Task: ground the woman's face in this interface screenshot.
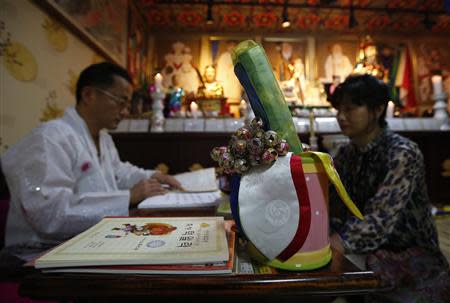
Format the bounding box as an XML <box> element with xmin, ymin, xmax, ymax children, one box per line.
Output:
<box><xmin>335</xmin><ymin>96</ymin><xmax>381</xmax><ymax>142</ymax></box>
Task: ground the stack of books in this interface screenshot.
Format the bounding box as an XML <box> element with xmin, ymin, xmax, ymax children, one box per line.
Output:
<box><xmin>31</xmin><ymin>217</ymin><xmax>235</xmax><ymax>275</ymax></box>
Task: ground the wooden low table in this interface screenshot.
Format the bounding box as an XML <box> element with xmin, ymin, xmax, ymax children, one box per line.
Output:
<box><xmin>19</xmin><ymin>246</ymin><xmax>386</xmax><ymax>303</ymax></box>
<box><xmin>129</xmin><ymin>205</ymin><xmax>218</xmax><ymax>217</ymax></box>
<box><xmin>18</xmin><ymin>207</ymin><xmax>388</xmax><ymax>302</ymax></box>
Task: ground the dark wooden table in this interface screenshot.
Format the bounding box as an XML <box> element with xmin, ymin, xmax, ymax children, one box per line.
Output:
<box><xmin>18</xmin><ymin>207</ymin><xmax>387</xmax><ymax>302</ymax></box>
<box><xmin>19</xmin><ymin>243</ymin><xmax>386</xmax><ymax>303</ymax></box>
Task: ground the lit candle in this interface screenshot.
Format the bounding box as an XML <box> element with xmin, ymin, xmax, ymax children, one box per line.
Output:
<box><xmin>239</xmin><ymin>99</ymin><xmax>247</xmax><ymax>110</ymax></box>
<box><xmin>431</xmin><ymin>75</ymin><xmax>443</xmax><ymax>95</ymax></box>
<box><xmin>154</xmin><ymin>73</ymin><xmax>163</xmax><ymax>91</ymax></box>
<box><xmin>190</xmin><ymin>101</ymin><xmax>199</xmax><ymax>118</ymax></box>
<box><xmin>239</xmin><ymin>99</ymin><xmax>247</xmax><ymax>117</ymax></box>
<box><xmin>386</xmin><ymin>101</ymin><xmax>395</xmax><ymax>118</ymax></box>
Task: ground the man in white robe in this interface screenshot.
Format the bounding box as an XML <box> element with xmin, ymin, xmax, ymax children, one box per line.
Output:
<box><xmin>1</xmin><ymin>62</ymin><xmax>181</xmax><ymax>261</ymax></box>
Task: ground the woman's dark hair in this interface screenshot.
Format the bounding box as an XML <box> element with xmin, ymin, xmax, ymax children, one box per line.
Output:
<box><xmin>328</xmin><ymin>74</ymin><xmax>390</xmax><ymax>127</ymax></box>
<box><xmin>76</xmin><ymin>62</ymin><xmax>132</xmax><ymax>104</ymax></box>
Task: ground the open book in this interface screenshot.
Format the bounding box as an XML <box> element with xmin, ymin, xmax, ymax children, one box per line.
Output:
<box><xmin>173</xmin><ymin>167</ymin><xmax>218</xmax><ymax>192</ymax></box>
<box><xmin>138</xmin><ymin>168</ymin><xmax>222</xmax><ymax>209</ymax></box>
<box><xmin>34</xmin><ymin>217</ymin><xmax>229</xmax><ymax>269</ymax></box>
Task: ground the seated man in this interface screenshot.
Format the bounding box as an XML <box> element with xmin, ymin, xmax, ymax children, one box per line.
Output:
<box><xmin>1</xmin><ymin>62</ymin><xmax>181</xmax><ymax>261</ymax></box>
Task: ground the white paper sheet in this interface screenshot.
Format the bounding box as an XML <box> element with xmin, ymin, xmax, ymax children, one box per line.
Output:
<box><xmin>175</xmin><ymin>168</ymin><xmax>218</xmax><ymax>192</ymax></box>
<box><xmin>137</xmin><ymin>190</ymin><xmax>222</xmax><ymax>209</ymax></box>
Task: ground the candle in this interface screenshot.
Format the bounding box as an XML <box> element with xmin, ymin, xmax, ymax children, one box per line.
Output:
<box><xmin>154</xmin><ymin>73</ymin><xmax>163</xmax><ymax>91</ymax></box>
<box><xmin>386</xmin><ymin>101</ymin><xmax>395</xmax><ymax>118</ymax></box>
<box><xmin>190</xmin><ymin>101</ymin><xmax>199</xmax><ymax>118</ymax></box>
<box><xmin>239</xmin><ymin>99</ymin><xmax>247</xmax><ymax>118</ymax></box>
<box><xmin>431</xmin><ymin>75</ymin><xmax>443</xmax><ymax>95</ymax></box>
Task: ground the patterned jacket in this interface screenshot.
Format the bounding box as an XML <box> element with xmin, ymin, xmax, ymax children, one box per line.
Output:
<box><xmin>329</xmin><ymin>128</ymin><xmax>440</xmax><ymax>253</ymax></box>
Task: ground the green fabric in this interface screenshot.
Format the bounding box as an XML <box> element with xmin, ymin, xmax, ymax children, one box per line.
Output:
<box><xmin>232</xmin><ymin>40</ymin><xmax>303</xmax><ymax>154</ymax></box>
<box><xmin>389</xmin><ymin>48</ymin><xmax>400</xmax><ymax>105</ymax></box>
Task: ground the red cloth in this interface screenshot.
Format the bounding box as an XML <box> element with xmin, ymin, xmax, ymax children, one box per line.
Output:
<box><xmin>402</xmin><ymin>48</ymin><xmax>417</xmax><ymax>109</ymax></box>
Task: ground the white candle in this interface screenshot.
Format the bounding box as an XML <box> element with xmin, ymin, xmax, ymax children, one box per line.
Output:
<box><xmin>386</xmin><ymin>101</ymin><xmax>395</xmax><ymax>118</ymax></box>
<box><xmin>238</xmin><ymin>100</ymin><xmax>248</xmax><ymax>118</ymax></box>
<box><xmin>431</xmin><ymin>75</ymin><xmax>443</xmax><ymax>95</ymax></box>
<box><xmin>190</xmin><ymin>101</ymin><xmax>199</xmax><ymax>118</ymax></box>
<box><xmin>154</xmin><ymin>73</ymin><xmax>163</xmax><ymax>91</ymax></box>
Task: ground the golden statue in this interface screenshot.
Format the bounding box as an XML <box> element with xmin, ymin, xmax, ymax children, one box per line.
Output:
<box><xmin>197</xmin><ymin>65</ymin><xmax>224</xmax><ymax>98</ymax></box>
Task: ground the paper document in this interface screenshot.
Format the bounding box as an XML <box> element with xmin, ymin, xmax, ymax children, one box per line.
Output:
<box><xmin>174</xmin><ymin>168</ymin><xmax>218</xmax><ymax>192</ymax></box>
<box><xmin>138</xmin><ymin>190</ymin><xmax>222</xmax><ymax>209</ymax></box>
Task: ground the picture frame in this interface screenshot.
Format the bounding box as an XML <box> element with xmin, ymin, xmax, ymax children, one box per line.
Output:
<box><xmin>127</xmin><ymin>1</ymin><xmax>151</xmax><ymax>87</ymax></box>
<box><xmin>262</xmin><ymin>36</ymin><xmax>321</xmax><ymax>107</ymax></box>
<box><xmin>33</xmin><ymin>0</ymin><xmax>128</xmax><ymax>66</ymax></box>
<box><xmin>208</xmin><ymin>36</ymin><xmax>248</xmax><ymax>116</ymax></box>
<box><xmin>316</xmin><ymin>38</ymin><xmax>359</xmax><ymax>84</ymax></box>
<box><xmin>413</xmin><ymin>38</ymin><xmax>450</xmax><ymax>105</ymax></box>
<box><xmin>262</xmin><ymin>37</ymin><xmax>310</xmax><ymax>82</ymax></box>
<box><xmin>153</xmin><ymin>37</ymin><xmax>202</xmax><ymax>93</ymax></box>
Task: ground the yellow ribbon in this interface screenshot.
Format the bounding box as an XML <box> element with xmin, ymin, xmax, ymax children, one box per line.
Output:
<box><xmin>301</xmin><ymin>151</ymin><xmax>364</xmax><ymax>220</ymax></box>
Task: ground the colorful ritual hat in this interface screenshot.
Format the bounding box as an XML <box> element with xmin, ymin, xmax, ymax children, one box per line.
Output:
<box><xmin>225</xmin><ymin>40</ymin><xmax>363</xmax><ymax>270</ymax></box>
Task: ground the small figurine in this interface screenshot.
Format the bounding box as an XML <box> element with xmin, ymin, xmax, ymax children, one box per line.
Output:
<box><xmin>197</xmin><ymin>65</ymin><xmax>224</xmax><ymax>98</ymax></box>
<box><xmin>168</xmin><ymin>87</ymin><xmax>184</xmax><ymax>117</ymax></box>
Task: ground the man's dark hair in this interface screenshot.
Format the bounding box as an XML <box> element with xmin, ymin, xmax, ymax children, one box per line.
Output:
<box><xmin>328</xmin><ymin>74</ymin><xmax>390</xmax><ymax>127</ymax></box>
<box><xmin>76</xmin><ymin>62</ymin><xmax>132</xmax><ymax>104</ymax></box>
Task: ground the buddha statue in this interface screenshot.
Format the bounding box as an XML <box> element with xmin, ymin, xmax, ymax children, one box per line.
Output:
<box><xmin>197</xmin><ymin>65</ymin><xmax>224</xmax><ymax>98</ymax></box>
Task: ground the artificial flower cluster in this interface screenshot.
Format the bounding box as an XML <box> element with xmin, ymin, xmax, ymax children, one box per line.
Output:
<box><xmin>211</xmin><ymin>118</ymin><xmax>289</xmax><ymax>175</ymax></box>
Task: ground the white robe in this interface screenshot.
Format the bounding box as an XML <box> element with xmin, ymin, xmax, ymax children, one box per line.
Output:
<box><xmin>1</xmin><ymin>107</ymin><xmax>154</xmax><ymax>259</ymax></box>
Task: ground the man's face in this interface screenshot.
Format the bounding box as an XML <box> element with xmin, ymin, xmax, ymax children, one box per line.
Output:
<box><xmin>93</xmin><ymin>75</ymin><xmax>133</xmax><ymax>130</ymax></box>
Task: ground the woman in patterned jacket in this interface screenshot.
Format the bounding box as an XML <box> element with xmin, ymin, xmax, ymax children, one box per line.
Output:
<box><xmin>328</xmin><ymin>74</ymin><xmax>449</xmax><ymax>302</ymax></box>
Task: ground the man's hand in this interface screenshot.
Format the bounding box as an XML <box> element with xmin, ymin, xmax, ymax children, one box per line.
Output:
<box><xmin>129</xmin><ymin>178</ymin><xmax>167</xmax><ymax>207</ymax></box>
<box><xmin>151</xmin><ymin>172</ymin><xmax>183</xmax><ymax>191</ymax></box>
